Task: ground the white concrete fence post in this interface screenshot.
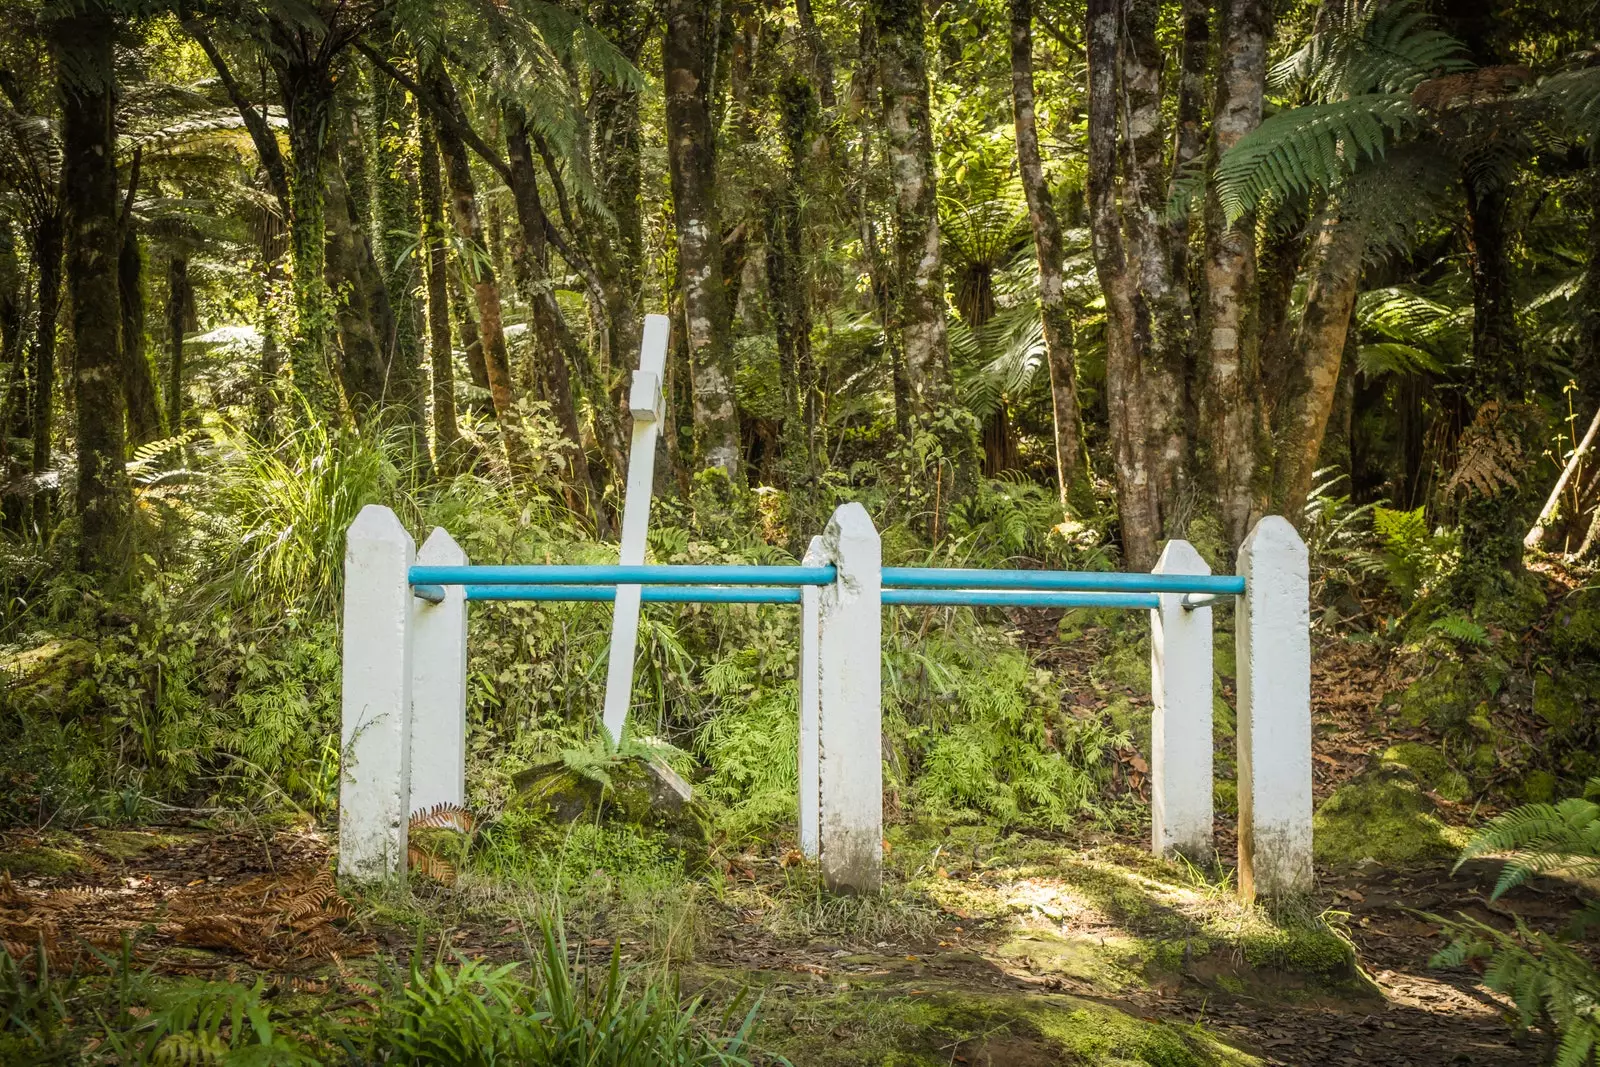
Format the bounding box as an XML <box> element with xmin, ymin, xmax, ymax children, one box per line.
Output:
<box><xmin>339</xmin><ymin>505</ymin><xmax>416</xmax><ymax>882</ymax></box>
<box><xmin>817</xmin><ymin>503</ymin><xmax>882</xmax><ymax>893</ymax></box>
<box><xmin>1150</xmin><ymin>540</ymin><xmax>1214</xmax><ymax>862</ymax></box>
<box><xmin>1236</xmin><ymin>516</ymin><xmax>1313</xmax><ymax>900</ymax></box>
<box><xmin>410</xmin><ymin>528</ymin><xmax>468</xmax><ymax>815</ymax></box>
<box><xmin>799</xmin><ymin>535</ymin><xmax>824</xmax><ymax>859</ymax></box>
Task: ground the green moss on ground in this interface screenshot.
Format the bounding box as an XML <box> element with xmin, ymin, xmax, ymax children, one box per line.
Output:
<box><xmin>1313</xmin><ymin>767</ymin><xmax>1468</xmax><ymax>868</ymax></box>
<box><xmin>0</xmin><ymin>845</ymin><xmax>89</xmax><ymax>878</ymax></box>
<box><xmin>1380</xmin><ymin>742</ymin><xmax>1469</xmax><ymax>802</ymax></box>
<box><xmin>86</xmin><ymin>829</ymin><xmax>182</xmax><ymax>861</ymax></box>
<box><xmin>752</xmin><ymin>982</ymin><xmax>1259</xmax><ymax>1066</ymax></box>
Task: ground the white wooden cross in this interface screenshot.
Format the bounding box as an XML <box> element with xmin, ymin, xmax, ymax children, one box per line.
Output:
<box><xmin>601</xmin><ymin>314</ymin><xmax>671</xmax><ymax>744</ymax></box>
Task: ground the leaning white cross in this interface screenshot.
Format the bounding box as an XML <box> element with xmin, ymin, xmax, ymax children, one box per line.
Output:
<box><xmin>601</xmin><ymin>314</ymin><xmax>672</xmax><ymax>745</ymax></box>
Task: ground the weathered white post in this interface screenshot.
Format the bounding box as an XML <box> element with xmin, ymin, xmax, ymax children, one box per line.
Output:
<box><xmin>602</xmin><ymin>314</ymin><xmax>671</xmax><ymax>744</ymax></box>
<box><xmin>410</xmin><ymin>528</ymin><xmax>468</xmax><ymax>815</ymax></box>
<box><xmin>1235</xmin><ymin>516</ymin><xmax>1312</xmax><ymax>900</ymax></box>
<box><xmin>1150</xmin><ymin>539</ymin><xmax>1214</xmax><ymax>861</ymax></box>
<box><xmin>799</xmin><ymin>535</ymin><xmax>824</xmax><ymax>859</ymax></box>
<box><xmin>339</xmin><ymin>505</ymin><xmax>416</xmax><ymax>882</ymax></box>
<box><xmin>817</xmin><ymin>503</ymin><xmax>882</xmax><ymax>893</ymax></box>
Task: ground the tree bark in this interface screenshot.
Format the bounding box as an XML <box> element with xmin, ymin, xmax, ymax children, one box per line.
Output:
<box><xmin>276</xmin><ymin>56</ymin><xmax>338</xmax><ymax>417</ymax></box>
<box><xmin>1084</xmin><ymin>0</ymin><xmax>1191</xmax><ymax>569</ymax></box>
<box><xmin>664</xmin><ymin>0</ymin><xmax>740</xmax><ymax>477</ymax></box>
<box><xmin>118</xmin><ymin>227</ymin><xmax>164</xmax><ymax>445</ymax></box>
<box><xmin>590</xmin><ymin>0</ymin><xmax>648</xmax><ymax>374</ymax></box>
<box><xmin>873</xmin><ymin>0</ymin><xmax>950</xmax><ymax>418</ymax></box>
<box><xmin>368</xmin><ymin>72</ymin><xmax>430</xmax><ymax>470</ymax></box>
<box><xmin>1009</xmin><ymin>0</ymin><xmax>1083</xmax><ymax>510</ymax></box>
<box><xmin>1200</xmin><ymin>0</ymin><xmax>1270</xmax><ymax>550</ymax></box>
<box><xmin>54</xmin><ymin>4</ymin><xmax>130</xmax><ymax>572</ymax></box>
<box><xmin>0</xmin><ymin>223</ymin><xmax>22</xmax><ymax>460</ymax></box>
<box><xmin>419</xmin><ymin>116</ymin><xmax>460</xmax><ymax>464</ymax></box>
<box><xmin>166</xmin><ymin>255</ymin><xmax>191</xmax><ymax>433</ymax></box>
<box><xmin>1270</xmin><ymin>209</ymin><xmax>1364</xmax><ymax>522</ymax></box>
<box><xmin>771</xmin><ymin>72</ymin><xmax>817</xmax><ymax>475</ymax></box>
<box><xmin>427</xmin><ymin>67</ymin><xmax>518</xmax><ymax>437</ymax></box>
<box><xmin>324</xmin><ymin>123</ymin><xmax>396</xmax><ymax>421</ymax></box>
<box><xmin>29</xmin><ymin>210</ymin><xmax>62</xmax><ymax>476</ymax></box>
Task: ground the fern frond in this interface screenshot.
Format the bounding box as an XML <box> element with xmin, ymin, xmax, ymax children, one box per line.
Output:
<box><xmin>1216</xmin><ymin>95</ymin><xmax>1421</xmax><ymax>224</ymax></box>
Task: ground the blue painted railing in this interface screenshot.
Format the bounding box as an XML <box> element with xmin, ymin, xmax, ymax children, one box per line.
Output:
<box><xmin>409</xmin><ymin>561</ymin><xmax>1234</xmax><ymax>610</ymax></box>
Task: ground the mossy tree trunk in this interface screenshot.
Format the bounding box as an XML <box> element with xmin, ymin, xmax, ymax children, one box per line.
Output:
<box><xmin>664</xmin><ymin>0</ymin><xmax>740</xmax><ymax>478</ymax></box>
<box><xmin>427</xmin><ymin>66</ymin><xmax>519</xmax><ymax>446</ymax></box>
<box><xmin>276</xmin><ymin>60</ymin><xmax>338</xmax><ymax>418</ymax></box>
<box><xmin>1009</xmin><ymin>0</ymin><xmax>1085</xmax><ymax>511</ymax></box>
<box><xmin>54</xmin><ymin>2</ymin><xmax>130</xmax><ymax>572</ymax></box>
<box><xmin>118</xmin><ymin>225</ymin><xmax>164</xmax><ymax>446</ymax></box>
<box><xmin>769</xmin><ymin>72</ymin><xmax>817</xmax><ymax>478</ymax></box>
<box><xmin>323</xmin><ymin>116</ymin><xmax>395</xmax><ymax>422</ymax></box>
<box><xmin>29</xmin><ymin>208</ymin><xmax>63</xmax><ymax>477</ymax></box>
<box><xmin>1085</xmin><ymin>0</ymin><xmax>1192</xmax><ymax>569</ymax></box>
<box><xmin>368</xmin><ymin>72</ymin><xmax>430</xmax><ymax>472</ymax></box>
<box><xmin>872</xmin><ymin>0</ymin><xmax>950</xmax><ymax>420</ymax></box>
<box><xmin>590</xmin><ymin>0</ymin><xmax>648</xmax><ymax>377</ymax></box>
<box><xmin>1200</xmin><ymin>0</ymin><xmax>1270</xmax><ymax>551</ymax></box>
<box><xmin>418</xmin><ymin>116</ymin><xmax>460</xmax><ymax>465</ymax></box>
<box><xmin>165</xmin><ymin>255</ymin><xmax>191</xmax><ymax>433</ymax></box>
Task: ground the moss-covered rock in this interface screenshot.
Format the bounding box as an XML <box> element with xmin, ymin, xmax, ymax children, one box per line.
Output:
<box><xmin>0</xmin><ymin>844</ymin><xmax>89</xmax><ymax>879</ymax></box>
<box><xmin>1393</xmin><ymin>659</ymin><xmax>1491</xmax><ymax>733</ymax></box>
<box><xmin>752</xmin><ymin>982</ymin><xmax>1259</xmax><ymax>1066</ymax></box>
<box><xmin>0</xmin><ymin>639</ymin><xmax>98</xmax><ymax>715</ymax></box>
<box><xmin>1381</xmin><ymin>742</ymin><xmax>1469</xmax><ymax>802</ymax></box>
<box><xmin>1532</xmin><ymin>674</ymin><xmax>1586</xmax><ymax>729</ymax></box>
<box><xmin>510</xmin><ymin>753</ymin><xmax>709</xmax><ymax>858</ymax></box>
<box><xmin>1313</xmin><ymin>764</ymin><xmax>1468</xmax><ymax>868</ymax></box>
<box><xmin>1517</xmin><ymin>769</ymin><xmax>1559</xmax><ymax>804</ymax></box>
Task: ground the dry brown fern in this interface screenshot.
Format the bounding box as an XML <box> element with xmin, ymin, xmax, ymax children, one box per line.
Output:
<box><xmin>1446</xmin><ymin>401</ymin><xmax>1525</xmax><ymax>497</ymax></box>
<box><xmin>409</xmin><ymin>802</ymin><xmax>475</xmax><ymax>833</ymax></box>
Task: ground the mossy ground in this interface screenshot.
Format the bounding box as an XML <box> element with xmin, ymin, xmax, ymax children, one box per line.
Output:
<box><xmin>1313</xmin><ymin>765</ymin><xmax>1469</xmax><ymax>868</ymax></box>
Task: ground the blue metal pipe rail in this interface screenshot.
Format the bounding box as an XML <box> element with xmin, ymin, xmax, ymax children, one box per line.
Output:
<box><xmin>409</xmin><ymin>563</ymin><xmax>1241</xmax><ymax>609</ymax></box>
<box><xmin>409</xmin><ymin>563</ymin><xmax>837</xmax><ymax>587</ymax></box>
<box><xmin>882</xmin><ymin>567</ymin><xmax>1244</xmax><ymax>596</ymax></box>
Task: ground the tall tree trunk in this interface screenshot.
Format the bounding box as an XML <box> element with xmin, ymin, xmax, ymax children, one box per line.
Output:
<box><xmin>873</xmin><ymin>0</ymin><xmax>950</xmax><ymax>418</ymax></box>
<box><xmin>276</xmin><ymin>60</ymin><xmax>338</xmax><ymax>417</ymax></box>
<box><xmin>590</xmin><ymin>0</ymin><xmax>648</xmax><ymax>376</ymax></box>
<box><xmin>449</xmin><ymin>263</ymin><xmax>492</xmax><ymax>415</ymax></box>
<box><xmin>0</xmin><ymin>222</ymin><xmax>22</xmax><ymax>460</ymax></box>
<box><xmin>664</xmin><ymin>0</ymin><xmax>740</xmax><ymax>477</ymax></box>
<box><xmin>1200</xmin><ymin>0</ymin><xmax>1270</xmax><ymax>550</ymax></box>
<box><xmin>166</xmin><ymin>255</ymin><xmax>191</xmax><ymax>433</ymax></box>
<box><xmin>419</xmin><ymin>116</ymin><xmax>461</xmax><ymax>464</ymax></box>
<box><xmin>771</xmin><ymin>72</ymin><xmax>817</xmax><ymax>476</ymax></box>
<box><xmin>1453</xmin><ymin>175</ymin><xmax>1530</xmax><ymax>597</ymax></box>
<box><xmin>119</xmin><ymin>228</ymin><xmax>163</xmax><ymax>445</ymax></box>
<box><xmin>1009</xmin><ymin>0</ymin><xmax>1083</xmax><ymax>510</ymax></box>
<box><xmin>427</xmin><ymin>68</ymin><xmax>518</xmax><ymax>441</ymax></box>
<box><xmin>54</xmin><ymin>3</ymin><xmax>130</xmax><ymax>572</ymax></box>
<box><xmin>504</xmin><ymin>113</ymin><xmax>614</xmax><ymax>527</ymax></box>
<box><xmin>369</xmin><ymin>72</ymin><xmax>430</xmax><ymax>470</ymax></box>
<box><xmin>1270</xmin><ymin>209</ymin><xmax>1364</xmax><ymax>521</ymax></box>
<box><xmin>1084</xmin><ymin>0</ymin><xmax>1191</xmax><ymax>569</ymax></box>
<box><xmin>30</xmin><ymin>210</ymin><xmax>63</xmax><ymax>476</ymax></box>
<box><xmin>324</xmin><ymin>125</ymin><xmax>395</xmax><ymax>421</ymax></box>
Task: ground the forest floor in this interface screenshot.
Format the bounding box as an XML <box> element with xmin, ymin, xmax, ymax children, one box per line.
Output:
<box><xmin>0</xmin><ymin>624</ymin><xmax>1569</xmax><ymax>1065</ymax></box>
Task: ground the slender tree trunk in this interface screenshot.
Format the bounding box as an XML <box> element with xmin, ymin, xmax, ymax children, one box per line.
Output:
<box><xmin>0</xmin><ymin>223</ymin><xmax>22</xmax><ymax>460</ymax></box>
<box><xmin>772</xmin><ymin>72</ymin><xmax>817</xmax><ymax>475</ymax></box>
<box><xmin>449</xmin><ymin>264</ymin><xmax>492</xmax><ymax>415</ymax></box>
<box><xmin>1084</xmin><ymin>0</ymin><xmax>1191</xmax><ymax>569</ymax></box>
<box><xmin>119</xmin><ymin>228</ymin><xmax>163</xmax><ymax>445</ymax></box>
<box><xmin>1270</xmin><ymin>209</ymin><xmax>1364</xmax><ymax>521</ymax></box>
<box><xmin>276</xmin><ymin>62</ymin><xmax>338</xmax><ymax>417</ymax></box>
<box><xmin>1200</xmin><ymin>0</ymin><xmax>1270</xmax><ymax>550</ymax></box>
<box><xmin>30</xmin><ymin>211</ymin><xmax>62</xmax><ymax>476</ymax></box>
<box><xmin>664</xmin><ymin>0</ymin><xmax>740</xmax><ymax>477</ymax></box>
<box><xmin>166</xmin><ymin>255</ymin><xmax>190</xmax><ymax>433</ymax></box>
<box><xmin>873</xmin><ymin>0</ymin><xmax>950</xmax><ymax>417</ymax></box>
<box><xmin>504</xmin><ymin>114</ymin><xmax>614</xmax><ymax>525</ymax></box>
<box><xmin>324</xmin><ymin>127</ymin><xmax>394</xmax><ymax>420</ymax></box>
<box><xmin>54</xmin><ymin>4</ymin><xmax>130</xmax><ymax>572</ymax></box>
<box><xmin>419</xmin><ymin>117</ymin><xmax>460</xmax><ymax>464</ymax></box>
<box><xmin>369</xmin><ymin>72</ymin><xmax>430</xmax><ymax>471</ymax></box>
<box><xmin>590</xmin><ymin>0</ymin><xmax>647</xmax><ymax>376</ymax></box>
<box><xmin>1009</xmin><ymin>0</ymin><xmax>1083</xmax><ymax>510</ymax></box>
<box><xmin>428</xmin><ymin>68</ymin><xmax>518</xmax><ymax>438</ymax></box>
<box><xmin>1453</xmin><ymin>176</ymin><xmax>1531</xmax><ymax>595</ymax></box>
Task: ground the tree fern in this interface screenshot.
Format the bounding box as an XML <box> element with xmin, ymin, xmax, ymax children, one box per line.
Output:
<box><xmin>1455</xmin><ymin>784</ymin><xmax>1600</xmax><ymax>899</ymax></box>
<box><xmin>1270</xmin><ymin>0</ymin><xmax>1471</xmax><ymax>99</ymax></box>
<box><xmin>1216</xmin><ymin>95</ymin><xmax>1421</xmax><ymax>224</ymax></box>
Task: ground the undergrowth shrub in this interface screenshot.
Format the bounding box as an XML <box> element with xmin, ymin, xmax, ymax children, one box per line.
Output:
<box><xmin>1432</xmin><ymin>779</ymin><xmax>1600</xmax><ymax>1064</ymax></box>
